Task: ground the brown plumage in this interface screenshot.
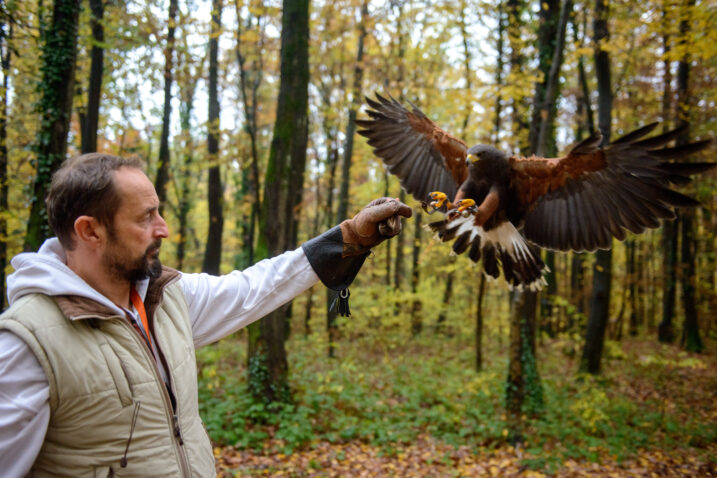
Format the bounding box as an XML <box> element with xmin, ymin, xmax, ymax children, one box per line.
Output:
<box><xmin>357</xmin><ymin>93</ymin><xmax>713</xmax><ymax>290</ymax></box>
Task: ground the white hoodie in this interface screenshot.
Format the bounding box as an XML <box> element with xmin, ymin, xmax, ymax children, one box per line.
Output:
<box><xmin>0</xmin><ymin>238</ymin><xmax>319</xmax><ymax>477</ymax></box>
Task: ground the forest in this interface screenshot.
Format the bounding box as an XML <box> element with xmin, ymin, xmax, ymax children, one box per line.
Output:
<box><xmin>1</xmin><ymin>0</ymin><xmax>715</xmax><ymax>475</ymax></box>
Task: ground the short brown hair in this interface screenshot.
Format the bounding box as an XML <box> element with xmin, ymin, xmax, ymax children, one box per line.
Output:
<box><xmin>46</xmin><ymin>153</ymin><xmax>145</xmax><ymax>250</ymax></box>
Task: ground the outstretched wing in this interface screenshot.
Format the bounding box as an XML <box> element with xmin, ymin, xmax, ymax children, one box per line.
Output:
<box><xmin>512</xmin><ymin>123</ymin><xmax>712</xmax><ymax>251</ymax></box>
<box><xmin>356</xmin><ymin>93</ymin><xmax>469</xmax><ymax>202</ymax></box>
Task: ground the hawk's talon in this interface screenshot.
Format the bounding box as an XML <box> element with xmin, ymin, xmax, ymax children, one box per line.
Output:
<box><xmin>455</xmin><ymin>198</ymin><xmax>476</xmax><ymax>213</ymax></box>
<box><xmin>427</xmin><ymin>191</ymin><xmax>453</xmax><ymax>210</ymax></box>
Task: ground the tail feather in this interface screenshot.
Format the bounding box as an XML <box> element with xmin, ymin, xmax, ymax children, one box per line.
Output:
<box><xmin>426</xmin><ymin>214</ymin><xmax>548</xmax><ymax>290</ymax></box>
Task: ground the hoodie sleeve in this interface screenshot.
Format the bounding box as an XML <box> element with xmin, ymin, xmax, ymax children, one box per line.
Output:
<box><xmin>180</xmin><ymin>248</ymin><xmax>320</xmax><ymax>348</ymax></box>
<box><xmin>0</xmin><ymin>330</ymin><xmax>51</xmax><ymax>476</ymax></box>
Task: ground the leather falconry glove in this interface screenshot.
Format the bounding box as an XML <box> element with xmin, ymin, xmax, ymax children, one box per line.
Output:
<box><xmin>339</xmin><ymin>197</ymin><xmax>413</xmax><ymax>256</ymax></box>
<box><xmin>302</xmin><ymin>197</ymin><xmax>412</xmax><ymax>316</ymax></box>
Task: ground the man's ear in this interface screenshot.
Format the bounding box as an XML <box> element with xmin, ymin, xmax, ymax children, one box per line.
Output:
<box><xmin>73</xmin><ymin>215</ymin><xmax>106</xmax><ymax>248</ymax></box>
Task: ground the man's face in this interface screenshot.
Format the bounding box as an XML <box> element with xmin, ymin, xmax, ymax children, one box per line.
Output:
<box><xmin>102</xmin><ymin>167</ymin><xmax>169</xmax><ymax>282</ymax></box>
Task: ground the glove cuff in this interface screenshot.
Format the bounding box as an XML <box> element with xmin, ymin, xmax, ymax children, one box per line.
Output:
<box><xmin>302</xmin><ymin>225</ymin><xmax>370</xmax><ymax>291</ymax></box>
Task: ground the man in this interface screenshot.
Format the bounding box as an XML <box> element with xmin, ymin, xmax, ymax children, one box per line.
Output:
<box><xmin>0</xmin><ymin>153</ymin><xmax>411</xmax><ymax>476</ymax></box>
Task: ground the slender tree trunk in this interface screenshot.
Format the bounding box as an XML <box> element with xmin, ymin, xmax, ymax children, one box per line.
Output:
<box><xmin>248</xmin><ymin>0</ymin><xmax>310</xmax><ymax>403</ymax></box>
<box><xmin>235</xmin><ymin>0</ymin><xmax>264</xmax><ymax>267</ymax></box>
<box><xmin>154</xmin><ymin>0</ymin><xmax>179</xmax><ymax>215</ymax></box>
<box><xmin>529</xmin><ymin>0</ymin><xmax>560</xmax><ymax>155</ymax></box>
<box><xmin>81</xmin><ymin>0</ymin><xmax>104</xmax><ymax>154</ymax></box>
<box><xmin>202</xmin><ymin>0</ymin><xmax>224</xmax><ymax>275</ymax></box>
<box><xmin>25</xmin><ymin>0</ymin><xmax>82</xmax><ymax>251</ymax></box>
<box><xmin>0</xmin><ymin>19</ymin><xmax>11</xmax><ymax>309</ymax></box>
<box><xmin>304</xmin><ymin>170</ymin><xmax>323</xmax><ymax>336</ymax></box>
<box><xmin>627</xmin><ymin>240</ymin><xmax>638</xmax><ymax>336</ymax></box>
<box><xmin>580</xmin><ymin>0</ymin><xmax>613</xmax><ymax>375</ymax></box>
<box><xmin>410</xmin><ymin>213</ymin><xmax>422</xmax><ymax>336</ymax></box>
<box><xmin>475</xmin><ymin>273</ymin><xmax>485</xmax><ymax>371</ymax></box>
<box><xmin>658</xmin><ymin>5</ymin><xmax>677</xmax><ymax>342</ymax></box>
<box><xmin>659</xmin><ymin>215</ymin><xmax>679</xmax><ymax>342</ymax></box>
<box><xmin>327</xmin><ymin>0</ymin><xmax>369</xmax><ymax>357</ymax></box>
<box><xmin>506</xmin><ymin>287</ymin><xmax>543</xmax><ymax>445</ymax></box>
<box><xmin>175</xmin><ymin>54</ymin><xmax>198</xmax><ymax>271</ymax></box>
<box><xmin>506</xmin><ymin>0</ymin><xmax>528</xmax><ymax>153</ymax></box>
<box><xmin>435</xmin><ymin>260</ymin><xmax>454</xmax><ymax>332</ymax></box>
<box><xmin>573</xmin><ymin>13</ymin><xmax>596</xmax><ymax>325</ymax></box>
<box><xmin>393</xmin><ymin>189</ymin><xmax>406</xmax><ymax>290</ymax></box>
<box><xmin>675</xmin><ymin>0</ymin><xmax>702</xmax><ymax>353</ymax></box>
<box><xmin>384</xmin><ymin>171</ymin><xmax>392</xmax><ymax>286</ymax></box>
<box><xmin>493</xmin><ymin>1</ymin><xmax>505</xmax><ymax>143</ymax></box>
<box><xmin>391</xmin><ymin>1</ymin><xmax>407</xmax><ymax>293</ymax></box>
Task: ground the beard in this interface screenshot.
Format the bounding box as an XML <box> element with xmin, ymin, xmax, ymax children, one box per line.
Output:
<box><xmin>103</xmin><ymin>237</ymin><xmax>163</xmax><ymax>282</ymax></box>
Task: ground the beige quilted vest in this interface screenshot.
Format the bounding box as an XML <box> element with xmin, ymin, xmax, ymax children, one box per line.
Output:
<box><xmin>0</xmin><ymin>268</ymin><xmax>216</xmax><ymax>477</ymax></box>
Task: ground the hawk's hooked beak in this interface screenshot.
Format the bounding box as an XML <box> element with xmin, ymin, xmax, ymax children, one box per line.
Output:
<box><xmin>467</xmin><ymin>153</ymin><xmax>480</xmax><ymax>164</ymax></box>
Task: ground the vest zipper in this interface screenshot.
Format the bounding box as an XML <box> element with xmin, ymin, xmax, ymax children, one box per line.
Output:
<box><xmin>120</xmin><ymin>400</ymin><xmax>141</xmax><ymax>467</ymax></box>
<box><xmin>120</xmin><ymin>319</ymin><xmax>192</xmax><ymax>477</ymax></box>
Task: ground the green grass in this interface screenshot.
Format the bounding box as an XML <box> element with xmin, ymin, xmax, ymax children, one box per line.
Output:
<box><xmin>196</xmin><ymin>328</ymin><xmax>716</xmax><ymax>469</ymax></box>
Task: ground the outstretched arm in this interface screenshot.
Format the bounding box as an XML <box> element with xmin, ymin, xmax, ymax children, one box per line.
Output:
<box><xmin>184</xmin><ymin>197</ymin><xmax>411</xmax><ymax>347</ymax></box>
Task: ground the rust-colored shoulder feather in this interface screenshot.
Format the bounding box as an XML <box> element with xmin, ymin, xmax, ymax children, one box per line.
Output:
<box><xmin>509</xmin><ymin>130</ymin><xmax>607</xmax><ymax>207</ymax></box>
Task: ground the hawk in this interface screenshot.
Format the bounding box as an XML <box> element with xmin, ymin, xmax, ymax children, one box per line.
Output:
<box><xmin>356</xmin><ymin>93</ymin><xmax>713</xmax><ymax>290</ymax></box>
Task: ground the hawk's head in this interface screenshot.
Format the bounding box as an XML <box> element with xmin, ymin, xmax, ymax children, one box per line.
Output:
<box><xmin>466</xmin><ymin>144</ymin><xmax>507</xmax><ymax>166</ymax></box>
<box><xmin>466</xmin><ymin>144</ymin><xmax>509</xmax><ymax>181</ymax></box>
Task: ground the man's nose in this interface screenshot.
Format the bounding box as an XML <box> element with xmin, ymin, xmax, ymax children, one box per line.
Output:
<box><xmin>155</xmin><ymin>215</ymin><xmax>169</xmax><ymax>238</ymax></box>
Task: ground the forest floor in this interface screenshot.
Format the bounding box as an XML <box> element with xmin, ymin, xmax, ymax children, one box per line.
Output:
<box><xmin>204</xmin><ymin>335</ymin><xmax>717</xmax><ymax>477</ymax></box>
<box><xmin>214</xmin><ymin>437</ymin><xmax>716</xmax><ymax>477</ymax></box>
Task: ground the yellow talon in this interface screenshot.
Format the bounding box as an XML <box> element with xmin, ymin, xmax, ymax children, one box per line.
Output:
<box><xmin>429</xmin><ymin>191</ymin><xmax>448</xmax><ymax>208</ymax></box>
<box><xmin>456</xmin><ymin>198</ymin><xmax>476</xmax><ymax>212</ymax></box>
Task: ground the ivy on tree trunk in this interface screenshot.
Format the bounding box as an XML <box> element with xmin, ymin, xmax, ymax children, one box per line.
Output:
<box><xmin>25</xmin><ymin>0</ymin><xmax>81</xmax><ymax>251</ymax></box>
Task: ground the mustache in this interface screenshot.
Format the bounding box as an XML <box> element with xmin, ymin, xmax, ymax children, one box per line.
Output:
<box><xmin>146</xmin><ymin>239</ymin><xmax>162</xmax><ymax>255</ymax></box>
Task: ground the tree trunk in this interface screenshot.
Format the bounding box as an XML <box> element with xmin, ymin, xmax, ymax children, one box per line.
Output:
<box><xmin>235</xmin><ymin>0</ymin><xmax>265</xmax><ymax>267</ymax></box>
<box><xmin>580</xmin><ymin>248</ymin><xmax>612</xmax><ymax>373</ymax></box>
<box><xmin>81</xmin><ymin>0</ymin><xmax>104</xmax><ymax>154</ymax></box>
<box><xmin>506</xmin><ymin>0</ymin><xmax>559</xmax><ymax>443</ymax></box>
<box><xmin>659</xmin><ymin>218</ymin><xmax>678</xmax><ymax>342</ymax></box>
<box><xmin>25</xmin><ymin>0</ymin><xmax>82</xmax><ymax>251</ymax></box>
<box><xmin>384</xmin><ymin>172</ymin><xmax>392</xmax><ymax>286</ymax></box>
<box><xmin>506</xmin><ymin>0</ymin><xmax>528</xmax><ymax>153</ymax></box>
<box><xmin>627</xmin><ymin>239</ymin><xmax>638</xmax><ymax>336</ymax></box>
<box><xmin>573</xmin><ymin>12</ymin><xmax>596</xmax><ymax>331</ymax></box>
<box><xmin>675</xmin><ymin>0</ymin><xmax>702</xmax><ymax>353</ymax></box>
<box><xmin>506</xmin><ymin>287</ymin><xmax>544</xmax><ymax>445</ymax></box>
<box><xmin>326</xmin><ymin>0</ymin><xmax>368</xmax><ymax>357</ymax></box>
<box><xmin>248</xmin><ymin>0</ymin><xmax>309</xmax><ymax>403</ymax></box>
<box><xmin>658</xmin><ymin>6</ymin><xmax>677</xmax><ymax>343</ymax></box>
<box><xmin>528</xmin><ymin>0</ymin><xmax>560</xmax><ymax>155</ymax></box>
<box><xmin>175</xmin><ymin>48</ymin><xmax>199</xmax><ymax>271</ymax></box>
<box><xmin>475</xmin><ymin>273</ymin><xmax>485</xmax><ymax>371</ymax></box>
<box><xmin>392</xmin><ymin>189</ymin><xmax>407</xmax><ymax>292</ymax></box>
<box><xmin>580</xmin><ymin>0</ymin><xmax>613</xmax><ymax>375</ymax></box>
<box><xmin>410</xmin><ymin>213</ymin><xmax>422</xmax><ymax>336</ymax></box>
<box><xmin>493</xmin><ymin>1</ymin><xmax>505</xmax><ymax>143</ymax></box>
<box><xmin>154</xmin><ymin>0</ymin><xmax>179</xmax><ymax>215</ymax></box>
<box><xmin>0</xmin><ymin>19</ymin><xmax>11</xmax><ymax>309</ymax></box>
<box><xmin>202</xmin><ymin>0</ymin><xmax>224</xmax><ymax>275</ymax></box>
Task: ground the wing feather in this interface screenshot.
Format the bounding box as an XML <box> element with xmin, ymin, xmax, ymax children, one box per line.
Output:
<box><xmin>516</xmin><ymin>124</ymin><xmax>712</xmax><ymax>251</ymax></box>
<box><xmin>358</xmin><ymin>93</ymin><xmax>468</xmax><ymax>201</ymax></box>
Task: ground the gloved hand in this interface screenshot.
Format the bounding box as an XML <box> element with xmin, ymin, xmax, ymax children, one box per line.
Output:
<box><xmin>340</xmin><ymin>197</ymin><xmax>413</xmax><ymax>255</ymax></box>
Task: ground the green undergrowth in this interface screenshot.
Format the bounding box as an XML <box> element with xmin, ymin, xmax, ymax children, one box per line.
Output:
<box><xmin>197</xmin><ymin>330</ymin><xmax>716</xmax><ymax>470</ymax></box>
